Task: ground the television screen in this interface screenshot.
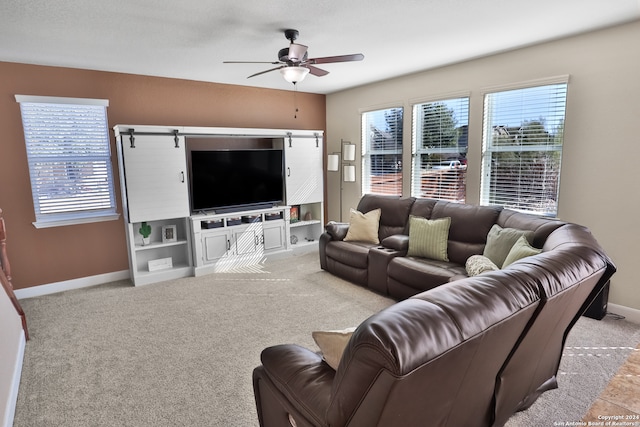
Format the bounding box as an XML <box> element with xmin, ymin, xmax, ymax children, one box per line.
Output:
<box><xmin>190</xmin><ymin>149</ymin><xmax>284</xmax><ymax>213</ymax></box>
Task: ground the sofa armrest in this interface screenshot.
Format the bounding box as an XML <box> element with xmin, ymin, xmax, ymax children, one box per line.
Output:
<box><xmin>381</xmin><ymin>234</ymin><xmax>409</xmax><ymax>251</ymax></box>
<box><xmin>259</xmin><ymin>344</ymin><xmax>336</xmax><ymax>426</ymax></box>
<box><xmin>325</xmin><ymin>221</ymin><xmax>350</xmax><ymax>241</ymax></box>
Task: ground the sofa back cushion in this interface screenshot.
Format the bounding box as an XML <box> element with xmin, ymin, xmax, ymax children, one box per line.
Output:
<box><xmin>356</xmin><ymin>194</ymin><xmax>415</xmax><ymax>241</ymax></box>
<box><xmin>497</xmin><ymin>209</ymin><xmax>565</xmax><ymax>248</ymax></box>
<box><xmin>408</xmin><ymin>198</ymin><xmax>438</xmax><ymax>225</ymax></box>
<box><xmin>430</xmin><ymin>201</ymin><xmax>502</xmax><ymax>265</ymax></box>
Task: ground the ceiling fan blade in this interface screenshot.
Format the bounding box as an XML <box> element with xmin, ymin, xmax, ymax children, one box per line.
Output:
<box><xmin>306</xmin><ymin>65</ymin><xmax>329</xmax><ymax>77</ymax></box>
<box><xmin>308</xmin><ymin>53</ymin><xmax>364</xmax><ymax>65</ymax></box>
<box><xmin>224</xmin><ymin>61</ymin><xmax>281</xmax><ymax>64</ymax></box>
<box><xmin>247</xmin><ymin>66</ymin><xmax>284</xmax><ymax>79</ymax></box>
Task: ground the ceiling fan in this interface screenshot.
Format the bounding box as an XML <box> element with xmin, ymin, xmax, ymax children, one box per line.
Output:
<box><xmin>223</xmin><ymin>29</ymin><xmax>364</xmax><ymax>84</ymax></box>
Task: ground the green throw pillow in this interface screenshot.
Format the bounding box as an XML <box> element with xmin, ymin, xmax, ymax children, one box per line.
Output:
<box><xmin>483</xmin><ymin>224</ymin><xmax>534</xmax><ymax>268</ymax></box>
<box><xmin>502</xmin><ymin>235</ymin><xmax>542</xmax><ymax>267</ymax></box>
<box><xmin>407</xmin><ymin>216</ymin><xmax>451</xmax><ymax>261</ymax></box>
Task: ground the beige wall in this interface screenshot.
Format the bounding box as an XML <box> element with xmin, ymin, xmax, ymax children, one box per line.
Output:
<box><xmin>0</xmin><ymin>62</ymin><xmax>326</xmax><ymax>290</ymax></box>
<box><xmin>326</xmin><ymin>20</ymin><xmax>640</xmax><ymax>311</ymax></box>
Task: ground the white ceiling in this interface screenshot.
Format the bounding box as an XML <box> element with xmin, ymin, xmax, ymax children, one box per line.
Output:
<box><xmin>1</xmin><ymin>0</ymin><xmax>639</xmax><ymax>94</ymax></box>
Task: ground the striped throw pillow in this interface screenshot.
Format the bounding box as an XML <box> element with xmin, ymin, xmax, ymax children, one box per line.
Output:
<box><xmin>407</xmin><ymin>215</ymin><xmax>451</xmax><ymax>261</ymax></box>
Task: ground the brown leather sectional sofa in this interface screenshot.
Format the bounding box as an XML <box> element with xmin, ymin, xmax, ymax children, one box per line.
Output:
<box><xmin>253</xmin><ymin>194</ymin><xmax>615</xmax><ymax>427</ymax></box>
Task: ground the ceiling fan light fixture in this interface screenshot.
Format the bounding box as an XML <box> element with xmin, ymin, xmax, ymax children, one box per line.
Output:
<box><xmin>280</xmin><ymin>66</ymin><xmax>310</xmax><ymax>84</ymax></box>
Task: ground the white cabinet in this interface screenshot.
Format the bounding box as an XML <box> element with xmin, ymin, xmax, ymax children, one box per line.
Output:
<box><xmin>285</xmin><ymin>134</ymin><xmax>323</xmax><ymax>205</ymax></box>
<box><xmin>190</xmin><ymin>207</ymin><xmax>288</xmax><ymax>275</ymax></box>
<box><xmin>284</xmin><ymin>134</ymin><xmax>325</xmax><ymax>246</ymax></box>
<box><xmin>114</xmin><ymin>126</ymin><xmax>193</xmax><ymax>286</ymax></box>
<box><xmin>114</xmin><ymin>125</ymin><xmax>324</xmax><ymax>284</ymax></box>
<box><xmin>119</xmin><ymin>133</ymin><xmax>190</xmax><ymax>223</ymax></box>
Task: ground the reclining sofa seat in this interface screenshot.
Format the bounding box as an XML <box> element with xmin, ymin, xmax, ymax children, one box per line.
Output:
<box><xmin>319</xmin><ymin>195</ymin><xmax>415</xmax><ymax>287</ymax></box>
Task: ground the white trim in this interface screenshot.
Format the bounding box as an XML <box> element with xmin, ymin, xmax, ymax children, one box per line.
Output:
<box><xmin>607</xmin><ymin>303</ymin><xmax>640</xmax><ymax>325</ymax></box>
<box><xmin>358</xmin><ymin>101</ymin><xmax>405</xmax><ymax>114</ymax></box>
<box><xmin>408</xmin><ymin>90</ymin><xmax>471</xmax><ymax>106</ymax></box>
<box><xmin>15</xmin><ymin>95</ymin><xmax>109</xmax><ymax>106</ymax></box>
<box><xmin>2</xmin><ymin>331</ymin><xmax>25</xmax><ymax>427</ymax></box>
<box><xmin>479</xmin><ymin>74</ymin><xmax>570</xmax><ymax>95</ymax></box>
<box><xmin>15</xmin><ymin>270</ymin><xmax>130</xmax><ymax>300</ymax></box>
<box><xmin>32</xmin><ymin>213</ymin><xmax>120</xmax><ymax>229</ymax></box>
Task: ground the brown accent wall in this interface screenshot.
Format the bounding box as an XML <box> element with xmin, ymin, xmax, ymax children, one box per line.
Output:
<box><xmin>0</xmin><ymin>61</ymin><xmax>326</xmax><ymax>290</ymax></box>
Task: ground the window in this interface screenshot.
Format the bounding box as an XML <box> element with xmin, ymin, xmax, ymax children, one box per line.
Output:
<box><xmin>412</xmin><ymin>97</ymin><xmax>469</xmax><ymax>202</ymax></box>
<box><xmin>16</xmin><ymin>95</ymin><xmax>118</xmax><ymax>228</ymax></box>
<box><xmin>361</xmin><ymin>107</ymin><xmax>403</xmax><ymax>195</ymax></box>
<box><xmin>480</xmin><ymin>81</ymin><xmax>568</xmax><ymax>216</ymax></box>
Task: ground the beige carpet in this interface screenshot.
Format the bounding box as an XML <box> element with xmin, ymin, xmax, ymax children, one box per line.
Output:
<box><xmin>13</xmin><ymin>251</ymin><xmax>640</xmax><ymax>426</ymax></box>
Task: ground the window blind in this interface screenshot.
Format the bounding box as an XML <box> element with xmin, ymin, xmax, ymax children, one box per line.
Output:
<box><xmin>361</xmin><ymin>108</ymin><xmax>403</xmax><ymax>196</ymax></box>
<box><xmin>412</xmin><ymin>97</ymin><xmax>469</xmax><ymax>202</ymax></box>
<box><xmin>480</xmin><ymin>83</ymin><xmax>567</xmax><ymax>216</ymax></box>
<box><xmin>17</xmin><ymin>98</ymin><xmax>117</xmax><ymax>225</ymax></box>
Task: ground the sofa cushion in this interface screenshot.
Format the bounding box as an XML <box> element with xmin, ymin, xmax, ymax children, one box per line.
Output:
<box><xmin>388</xmin><ymin>256</ymin><xmax>466</xmax><ymax>293</ymax></box>
<box><xmin>431</xmin><ymin>201</ymin><xmax>502</xmax><ymax>265</ymax></box>
<box><xmin>344</xmin><ymin>208</ymin><xmax>381</xmax><ymax>244</ymax></box>
<box><xmin>312</xmin><ymin>327</ymin><xmax>356</xmax><ymax>370</ymax></box>
<box><xmin>325</xmin><ymin>241</ymin><xmax>373</xmax><ymax>269</ymax></box>
<box><xmin>465</xmin><ymin>255</ymin><xmax>500</xmax><ymax>276</ymax></box>
<box><xmin>503</xmin><ymin>235</ymin><xmax>542</xmax><ymax>267</ymax></box>
<box><xmin>497</xmin><ymin>209</ymin><xmax>565</xmax><ymax>248</ymax></box>
<box><xmin>356</xmin><ymin>195</ymin><xmax>415</xmax><ymax>241</ymax></box>
<box><xmin>483</xmin><ymin>224</ymin><xmax>534</xmax><ymax>268</ymax></box>
<box><xmin>407</xmin><ymin>216</ymin><xmax>451</xmax><ymax>261</ymax></box>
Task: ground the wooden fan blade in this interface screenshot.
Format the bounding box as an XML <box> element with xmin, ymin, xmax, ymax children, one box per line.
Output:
<box><xmin>247</xmin><ymin>66</ymin><xmax>284</xmax><ymax>79</ymax></box>
<box><xmin>307</xmin><ymin>65</ymin><xmax>329</xmax><ymax>77</ymax></box>
<box><xmin>308</xmin><ymin>53</ymin><xmax>364</xmax><ymax>64</ymax></box>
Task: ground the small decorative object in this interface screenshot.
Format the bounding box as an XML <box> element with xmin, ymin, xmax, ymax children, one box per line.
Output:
<box><xmin>162</xmin><ymin>225</ymin><xmax>177</xmax><ymax>243</ymax></box>
<box><xmin>290</xmin><ymin>234</ymin><xmax>298</xmax><ymax>245</ymax></box>
<box><xmin>290</xmin><ymin>205</ymin><xmax>300</xmax><ymax>223</ymax></box>
<box><xmin>304</xmin><ymin>211</ymin><xmax>312</xmax><ymax>221</ymax></box>
<box><xmin>139</xmin><ymin>222</ymin><xmax>152</xmax><ymax>246</ymax></box>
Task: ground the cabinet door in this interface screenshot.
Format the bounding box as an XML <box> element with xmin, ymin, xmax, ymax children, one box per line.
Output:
<box><xmin>263</xmin><ymin>222</ymin><xmax>285</xmax><ymax>251</ymax></box>
<box><xmin>121</xmin><ymin>134</ymin><xmax>190</xmax><ymax>223</ymax></box>
<box><xmin>233</xmin><ymin>226</ymin><xmax>260</xmax><ymax>255</ymax></box>
<box><xmin>202</xmin><ymin>232</ymin><xmax>231</xmax><ymax>263</ymax></box>
<box><xmin>285</xmin><ymin>136</ymin><xmax>323</xmax><ymax>205</ymax></box>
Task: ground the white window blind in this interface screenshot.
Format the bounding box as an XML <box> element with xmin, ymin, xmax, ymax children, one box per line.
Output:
<box><xmin>480</xmin><ymin>82</ymin><xmax>567</xmax><ymax>216</ymax></box>
<box><xmin>412</xmin><ymin>97</ymin><xmax>469</xmax><ymax>202</ymax></box>
<box><xmin>361</xmin><ymin>107</ymin><xmax>403</xmax><ymax>195</ymax></box>
<box><xmin>16</xmin><ymin>95</ymin><xmax>118</xmax><ymax>227</ymax></box>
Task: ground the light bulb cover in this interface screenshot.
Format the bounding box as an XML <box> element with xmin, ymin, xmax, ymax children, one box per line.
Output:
<box><xmin>343</xmin><ymin>143</ymin><xmax>356</xmax><ymax>161</ymax></box>
<box><xmin>280</xmin><ymin>66</ymin><xmax>310</xmax><ymax>83</ymax></box>
<box><xmin>327</xmin><ymin>154</ymin><xmax>340</xmax><ymax>172</ymax></box>
<box><xmin>343</xmin><ymin>165</ymin><xmax>356</xmax><ymax>182</ymax></box>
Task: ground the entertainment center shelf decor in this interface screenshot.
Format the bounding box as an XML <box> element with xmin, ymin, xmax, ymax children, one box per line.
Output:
<box><xmin>114</xmin><ymin>125</ymin><xmax>324</xmax><ymax>285</ymax></box>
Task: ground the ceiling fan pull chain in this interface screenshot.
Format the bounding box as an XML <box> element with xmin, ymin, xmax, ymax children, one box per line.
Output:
<box><xmin>293</xmin><ymin>82</ymin><xmax>299</xmax><ymax>119</ymax></box>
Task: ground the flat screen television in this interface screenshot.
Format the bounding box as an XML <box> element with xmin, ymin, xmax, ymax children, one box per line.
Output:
<box><xmin>190</xmin><ymin>149</ymin><xmax>284</xmax><ymax>213</ymax></box>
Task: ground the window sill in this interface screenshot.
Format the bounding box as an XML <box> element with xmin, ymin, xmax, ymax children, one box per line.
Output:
<box><xmin>32</xmin><ymin>213</ymin><xmax>121</xmax><ymax>229</ymax></box>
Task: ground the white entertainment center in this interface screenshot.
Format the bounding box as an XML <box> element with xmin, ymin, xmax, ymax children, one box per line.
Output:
<box><xmin>114</xmin><ymin>125</ymin><xmax>324</xmax><ymax>285</ymax></box>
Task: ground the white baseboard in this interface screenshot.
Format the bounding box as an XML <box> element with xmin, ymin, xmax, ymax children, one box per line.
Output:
<box><xmin>14</xmin><ymin>270</ymin><xmax>130</xmax><ymax>300</ymax></box>
<box><xmin>607</xmin><ymin>303</ymin><xmax>640</xmax><ymax>324</ymax></box>
<box><xmin>2</xmin><ymin>331</ymin><xmax>25</xmax><ymax>427</ymax></box>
